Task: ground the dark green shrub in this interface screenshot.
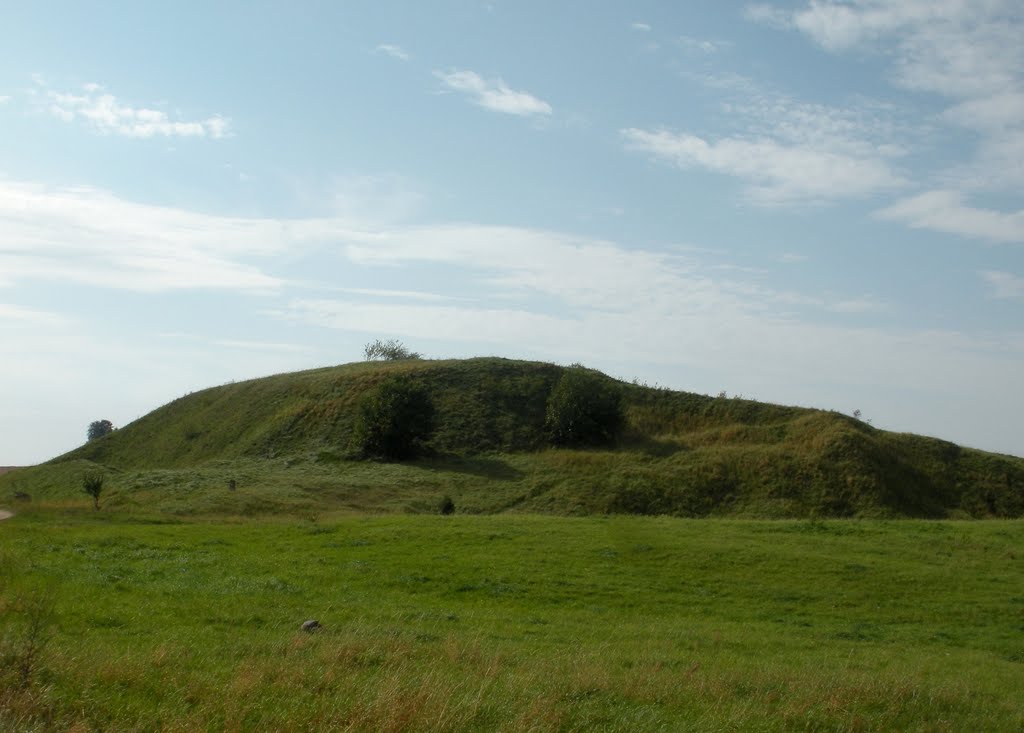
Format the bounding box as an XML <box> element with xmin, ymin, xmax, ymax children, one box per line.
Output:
<box><xmin>439</xmin><ymin>495</ymin><xmax>455</xmax><ymax>515</ymax></box>
<box><xmin>545</xmin><ymin>367</ymin><xmax>624</xmax><ymax>448</ymax></box>
<box><xmin>352</xmin><ymin>376</ymin><xmax>436</xmax><ymax>460</ymax></box>
<box><xmin>87</xmin><ymin>419</ymin><xmax>114</xmax><ymax>441</ymax></box>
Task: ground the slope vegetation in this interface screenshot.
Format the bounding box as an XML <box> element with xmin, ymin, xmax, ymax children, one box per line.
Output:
<box><xmin>3</xmin><ymin>358</ymin><xmax>1022</xmax><ymax>518</ymax></box>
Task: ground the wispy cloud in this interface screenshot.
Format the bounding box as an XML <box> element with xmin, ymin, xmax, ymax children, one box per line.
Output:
<box><xmin>981</xmin><ymin>270</ymin><xmax>1024</xmax><ymax>299</ymax></box>
<box><xmin>625</xmin><ymin>71</ymin><xmax>911</xmax><ymax>205</ymax></box>
<box><xmin>39</xmin><ymin>82</ymin><xmax>230</xmax><ymax>139</ymax></box>
<box><xmin>622</xmin><ymin>127</ymin><xmax>905</xmax><ymax>205</ymax></box>
<box><xmin>434</xmin><ymin>69</ymin><xmax>552</xmax><ymax>117</ymax></box>
<box><xmin>375</xmin><ymin>44</ymin><xmax>410</xmax><ymax>61</ymax></box>
<box><xmin>0</xmin><ymin>181</ymin><xmax>365</xmax><ymax>293</ymax></box>
<box><xmin>631</xmin><ymin>21</ymin><xmax>652</xmax><ymax>32</ymax></box>
<box><xmin>0</xmin><ymin>95</ymin><xmax>11</xmax><ymax>104</ymax></box>
<box><xmin>751</xmin><ymin>0</ymin><xmax>1024</xmax><ymax>96</ymax></box>
<box><xmin>876</xmin><ymin>190</ymin><xmax>1024</xmax><ymax>244</ymax></box>
<box><xmin>748</xmin><ymin>1</ymin><xmax>1024</xmax><ymax>196</ymax></box>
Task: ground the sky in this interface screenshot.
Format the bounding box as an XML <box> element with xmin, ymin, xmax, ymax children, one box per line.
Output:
<box><xmin>1</xmin><ymin>0</ymin><xmax>1022</xmax><ymax>465</ymax></box>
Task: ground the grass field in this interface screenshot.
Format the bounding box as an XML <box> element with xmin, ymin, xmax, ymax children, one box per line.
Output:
<box><xmin>2</xmin><ymin>508</ymin><xmax>1022</xmax><ymax>731</ymax></box>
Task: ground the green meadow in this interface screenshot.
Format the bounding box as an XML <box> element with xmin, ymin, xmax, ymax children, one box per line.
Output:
<box><xmin>2</xmin><ymin>510</ymin><xmax>1022</xmax><ymax>732</ymax></box>
<box><xmin>3</xmin><ymin>358</ymin><xmax>1023</xmax><ymax>730</ymax></box>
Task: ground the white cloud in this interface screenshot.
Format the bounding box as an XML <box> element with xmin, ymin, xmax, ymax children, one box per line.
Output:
<box><xmin>981</xmin><ymin>270</ymin><xmax>1024</xmax><ymax>299</ymax></box>
<box><xmin>749</xmin><ymin>1</ymin><xmax>1024</xmax><ymax>195</ymax></box>
<box><xmin>0</xmin><ymin>181</ymin><xmax>368</xmax><ymax>293</ymax></box>
<box><xmin>622</xmin><ymin>127</ymin><xmax>905</xmax><ymax>205</ymax></box>
<box><xmin>0</xmin><ymin>95</ymin><xmax>11</xmax><ymax>104</ymax></box>
<box><xmin>42</xmin><ymin>83</ymin><xmax>230</xmax><ymax>139</ymax></box>
<box><xmin>375</xmin><ymin>44</ymin><xmax>410</xmax><ymax>61</ymax></box>
<box><xmin>876</xmin><ymin>190</ymin><xmax>1024</xmax><ymax>243</ymax></box>
<box><xmin>628</xmin><ymin>71</ymin><xmax>912</xmax><ymax>205</ymax></box>
<box><xmin>631</xmin><ymin>22</ymin><xmax>652</xmax><ymax>32</ymax></box>
<box><xmin>434</xmin><ymin>69</ymin><xmax>552</xmax><ymax>117</ymax></box>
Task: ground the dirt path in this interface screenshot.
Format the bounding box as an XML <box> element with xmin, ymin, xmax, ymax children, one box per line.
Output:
<box><xmin>0</xmin><ymin>510</ymin><xmax>13</xmax><ymax>521</ymax></box>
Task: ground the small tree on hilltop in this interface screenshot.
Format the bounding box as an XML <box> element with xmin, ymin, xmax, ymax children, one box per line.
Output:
<box><xmin>545</xmin><ymin>367</ymin><xmax>625</xmax><ymax>448</ymax></box>
<box><xmin>87</xmin><ymin>419</ymin><xmax>114</xmax><ymax>442</ymax></box>
<box><xmin>364</xmin><ymin>339</ymin><xmax>422</xmax><ymax>361</ymax></box>
<box><xmin>351</xmin><ymin>376</ymin><xmax>436</xmax><ymax>460</ymax></box>
<box><xmin>82</xmin><ymin>472</ymin><xmax>104</xmax><ymax>511</ymax></box>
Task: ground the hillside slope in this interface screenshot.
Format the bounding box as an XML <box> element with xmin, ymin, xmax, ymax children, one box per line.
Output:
<box><xmin>3</xmin><ymin>358</ymin><xmax>1022</xmax><ymax>518</ymax></box>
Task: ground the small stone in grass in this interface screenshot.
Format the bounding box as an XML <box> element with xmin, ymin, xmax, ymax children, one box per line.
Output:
<box><xmin>301</xmin><ymin>619</ymin><xmax>322</xmax><ymax>633</ymax></box>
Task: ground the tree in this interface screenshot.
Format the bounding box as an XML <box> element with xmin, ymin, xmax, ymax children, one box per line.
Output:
<box><xmin>87</xmin><ymin>419</ymin><xmax>114</xmax><ymax>442</ymax></box>
<box><xmin>82</xmin><ymin>472</ymin><xmax>104</xmax><ymax>511</ymax></box>
<box><xmin>351</xmin><ymin>376</ymin><xmax>436</xmax><ymax>460</ymax></box>
<box><xmin>363</xmin><ymin>339</ymin><xmax>422</xmax><ymax>361</ymax></box>
<box><xmin>545</xmin><ymin>367</ymin><xmax>625</xmax><ymax>448</ymax></box>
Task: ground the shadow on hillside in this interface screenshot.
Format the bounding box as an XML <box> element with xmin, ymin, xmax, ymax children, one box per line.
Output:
<box><xmin>420</xmin><ymin>455</ymin><xmax>525</xmax><ymax>481</ymax></box>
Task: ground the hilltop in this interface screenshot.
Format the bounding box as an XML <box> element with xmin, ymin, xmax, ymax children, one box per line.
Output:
<box><xmin>2</xmin><ymin>357</ymin><xmax>1022</xmax><ymax>518</ymax></box>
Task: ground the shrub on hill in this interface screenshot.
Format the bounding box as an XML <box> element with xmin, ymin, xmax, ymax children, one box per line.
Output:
<box><xmin>545</xmin><ymin>367</ymin><xmax>625</xmax><ymax>448</ymax></box>
<box><xmin>87</xmin><ymin>420</ymin><xmax>114</xmax><ymax>442</ymax></box>
<box><xmin>351</xmin><ymin>375</ymin><xmax>436</xmax><ymax>460</ymax></box>
<box><xmin>363</xmin><ymin>339</ymin><xmax>422</xmax><ymax>361</ymax></box>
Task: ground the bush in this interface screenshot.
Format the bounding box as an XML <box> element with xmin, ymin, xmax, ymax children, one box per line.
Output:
<box><xmin>82</xmin><ymin>472</ymin><xmax>104</xmax><ymax>511</ymax></box>
<box><xmin>364</xmin><ymin>339</ymin><xmax>422</xmax><ymax>361</ymax></box>
<box><xmin>351</xmin><ymin>376</ymin><xmax>436</xmax><ymax>460</ymax></box>
<box><xmin>545</xmin><ymin>367</ymin><xmax>624</xmax><ymax>448</ymax></box>
<box><xmin>439</xmin><ymin>495</ymin><xmax>456</xmax><ymax>515</ymax></box>
<box><xmin>87</xmin><ymin>420</ymin><xmax>114</xmax><ymax>442</ymax></box>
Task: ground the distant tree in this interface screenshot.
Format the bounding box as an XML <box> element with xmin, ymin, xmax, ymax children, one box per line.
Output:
<box><xmin>852</xmin><ymin>409</ymin><xmax>863</xmax><ymax>421</ymax></box>
<box><xmin>87</xmin><ymin>419</ymin><xmax>114</xmax><ymax>442</ymax></box>
<box><xmin>82</xmin><ymin>472</ymin><xmax>104</xmax><ymax>511</ymax></box>
<box><xmin>363</xmin><ymin>339</ymin><xmax>422</xmax><ymax>361</ymax></box>
<box><xmin>545</xmin><ymin>367</ymin><xmax>625</xmax><ymax>448</ymax></box>
<box><xmin>351</xmin><ymin>375</ymin><xmax>436</xmax><ymax>460</ymax></box>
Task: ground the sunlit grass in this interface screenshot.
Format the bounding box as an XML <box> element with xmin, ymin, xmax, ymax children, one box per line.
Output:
<box><xmin>2</xmin><ymin>512</ymin><xmax>1022</xmax><ymax>731</ymax></box>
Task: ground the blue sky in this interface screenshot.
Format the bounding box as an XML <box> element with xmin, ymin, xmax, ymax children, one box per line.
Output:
<box><xmin>1</xmin><ymin>1</ymin><xmax>1022</xmax><ymax>464</ymax></box>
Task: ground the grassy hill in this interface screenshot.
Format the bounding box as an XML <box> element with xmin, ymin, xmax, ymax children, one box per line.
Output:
<box><xmin>3</xmin><ymin>357</ymin><xmax>1022</xmax><ymax>518</ymax></box>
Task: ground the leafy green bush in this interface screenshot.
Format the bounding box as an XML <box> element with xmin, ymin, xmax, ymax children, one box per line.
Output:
<box><xmin>351</xmin><ymin>376</ymin><xmax>436</xmax><ymax>460</ymax></box>
<box><xmin>545</xmin><ymin>367</ymin><xmax>624</xmax><ymax>448</ymax></box>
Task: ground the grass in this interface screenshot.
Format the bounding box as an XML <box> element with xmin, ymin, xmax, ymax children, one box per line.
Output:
<box><xmin>5</xmin><ymin>357</ymin><xmax>1021</xmax><ymax>519</ymax></box>
<box><xmin>2</xmin><ymin>509</ymin><xmax>1023</xmax><ymax>731</ymax></box>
